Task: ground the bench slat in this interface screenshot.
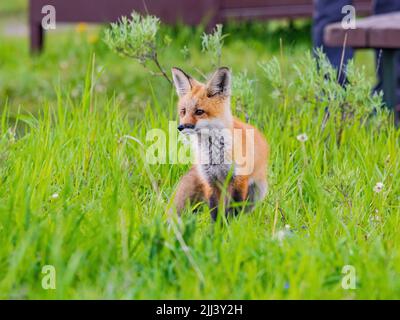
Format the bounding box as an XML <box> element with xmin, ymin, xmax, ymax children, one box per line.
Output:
<box><xmin>324</xmin><ymin>12</ymin><xmax>400</xmax><ymax>48</ymax></box>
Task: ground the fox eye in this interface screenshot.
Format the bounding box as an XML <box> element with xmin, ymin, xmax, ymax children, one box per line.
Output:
<box><xmin>180</xmin><ymin>108</ymin><xmax>186</xmax><ymax>116</ymax></box>
<box><xmin>194</xmin><ymin>109</ymin><xmax>205</xmax><ymax>116</ymax></box>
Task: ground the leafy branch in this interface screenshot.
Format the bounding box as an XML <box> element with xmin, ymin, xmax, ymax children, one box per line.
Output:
<box><xmin>103</xmin><ymin>12</ymin><xmax>172</xmax><ymax>85</ymax></box>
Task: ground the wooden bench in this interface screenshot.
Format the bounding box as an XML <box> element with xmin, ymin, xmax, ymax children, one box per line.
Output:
<box><xmin>29</xmin><ymin>0</ymin><xmax>372</xmax><ymax>52</ymax></box>
<box><xmin>219</xmin><ymin>0</ymin><xmax>371</xmax><ymax>21</ymax></box>
<box><xmin>324</xmin><ymin>12</ymin><xmax>400</xmax><ymax>110</ymax></box>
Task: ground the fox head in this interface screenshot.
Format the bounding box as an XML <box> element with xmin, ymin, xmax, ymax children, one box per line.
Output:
<box><xmin>171</xmin><ymin>67</ymin><xmax>233</xmax><ymax>134</ymax></box>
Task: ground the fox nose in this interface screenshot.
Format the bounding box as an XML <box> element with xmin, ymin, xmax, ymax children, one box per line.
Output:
<box><xmin>177</xmin><ymin>124</ymin><xmax>195</xmax><ymax>131</ymax></box>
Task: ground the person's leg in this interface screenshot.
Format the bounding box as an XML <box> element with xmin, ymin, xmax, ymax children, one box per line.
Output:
<box><xmin>312</xmin><ymin>0</ymin><xmax>354</xmax><ymax>83</ymax></box>
<box><xmin>373</xmin><ymin>0</ymin><xmax>400</xmax><ymax>115</ymax></box>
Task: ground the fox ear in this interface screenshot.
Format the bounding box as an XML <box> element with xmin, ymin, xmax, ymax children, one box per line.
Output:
<box><xmin>207</xmin><ymin>67</ymin><xmax>231</xmax><ymax>97</ymax></box>
<box><xmin>171</xmin><ymin>67</ymin><xmax>192</xmax><ymax>97</ymax></box>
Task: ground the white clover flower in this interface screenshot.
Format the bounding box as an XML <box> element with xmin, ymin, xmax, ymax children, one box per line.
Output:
<box><xmin>369</xmin><ymin>215</ymin><xmax>381</xmax><ymax>224</ymax></box>
<box><xmin>271</xmin><ymin>89</ymin><xmax>281</xmax><ymax>99</ymax></box>
<box><xmin>274</xmin><ymin>230</ymin><xmax>287</xmax><ymax>242</ymax></box>
<box><xmin>51</xmin><ymin>193</ymin><xmax>59</xmax><ymax>199</ymax></box>
<box><xmin>373</xmin><ymin>182</ymin><xmax>384</xmax><ymax>193</ymax></box>
<box><xmin>7</xmin><ymin>128</ymin><xmax>16</xmax><ymax>143</ymax></box>
<box><xmin>274</xmin><ymin>226</ymin><xmax>293</xmax><ymax>244</ymax></box>
<box><xmin>297</xmin><ymin>133</ymin><xmax>308</xmax><ymax>142</ymax></box>
<box><xmin>373</xmin><ymin>215</ymin><xmax>380</xmax><ymax>222</ymax></box>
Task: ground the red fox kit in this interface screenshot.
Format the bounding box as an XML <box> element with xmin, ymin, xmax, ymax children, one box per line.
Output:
<box><xmin>171</xmin><ymin>67</ymin><xmax>269</xmax><ymax>221</ymax></box>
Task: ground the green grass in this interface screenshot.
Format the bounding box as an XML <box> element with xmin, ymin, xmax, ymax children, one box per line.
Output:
<box><xmin>0</xmin><ymin>0</ymin><xmax>26</xmax><ymax>16</ymax></box>
<box><xmin>0</xmin><ymin>20</ymin><xmax>399</xmax><ymax>299</ymax></box>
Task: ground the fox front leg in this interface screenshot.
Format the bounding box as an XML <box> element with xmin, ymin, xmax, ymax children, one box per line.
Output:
<box><xmin>225</xmin><ymin>189</ymin><xmax>245</xmax><ymax>218</ymax></box>
<box><xmin>225</xmin><ymin>177</ymin><xmax>249</xmax><ymax>218</ymax></box>
<box><xmin>172</xmin><ymin>168</ymin><xmax>205</xmax><ymax>216</ymax></box>
<box><xmin>208</xmin><ymin>189</ymin><xmax>221</xmax><ymax>222</ymax></box>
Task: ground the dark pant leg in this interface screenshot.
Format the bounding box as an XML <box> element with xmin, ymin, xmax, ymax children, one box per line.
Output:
<box><xmin>312</xmin><ymin>0</ymin><xmax>354</xmax><ymax>83</ymax></box>
<box><xmin>373</xmin><ymin>0</ymin><xmax>400</xmax><ymax>106</ymax></box>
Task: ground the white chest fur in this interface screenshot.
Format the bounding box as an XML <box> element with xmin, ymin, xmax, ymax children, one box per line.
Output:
<box><xmin>193</xmin><ymin>128</ymin><xmax>234</xmax><ymax>184</ymax></box>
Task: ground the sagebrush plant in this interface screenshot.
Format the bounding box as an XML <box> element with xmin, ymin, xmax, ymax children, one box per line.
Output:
<box><xmin>1</xmin><ymin>13</ymin><xmax>400</xmax><ymax>299</ymax></box>
<box><xmin>232</xmin><ymin>70</ymin><xmax>256</xmax><ymax>122</ymax></box>
<box><xmin>259</xmin><ymin>49</ymin><xmax>389</xmax><ymax>146</ymax></box>
<box><xmin>103</xmin><ymin>14</ymin><xmax>228</xmax><ymax>84</ymax></box>
<box><xmin>201</xmin><ymin>24</ymin><xmax>228</xmax><ymax>68</ymax></box>
<box><xmin>103</xmin><ymin>11</ymin><xmax>172</xmax><ymax>84</ymax></box>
